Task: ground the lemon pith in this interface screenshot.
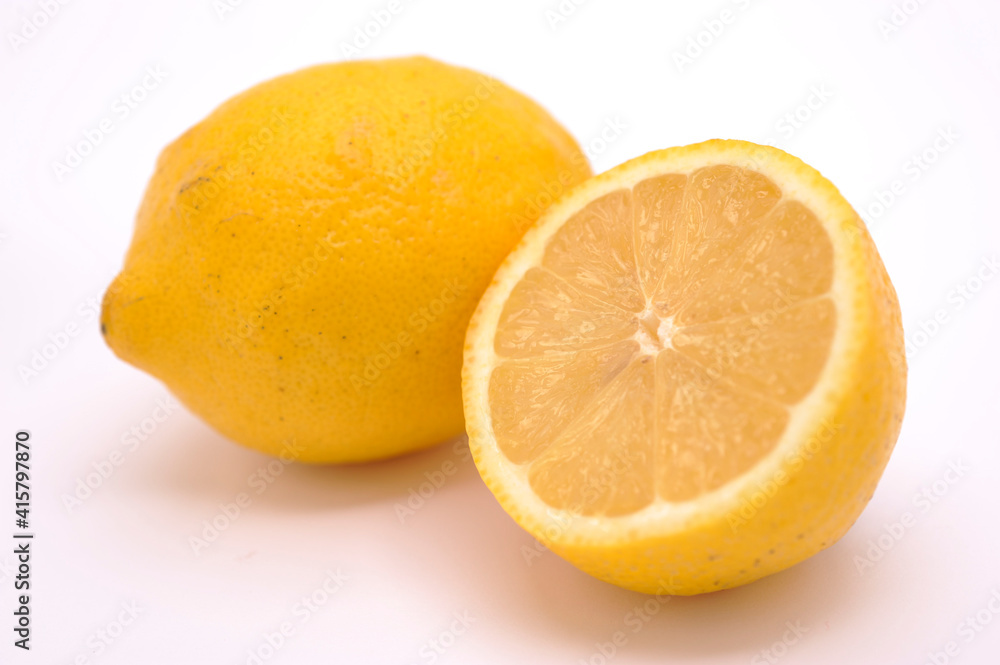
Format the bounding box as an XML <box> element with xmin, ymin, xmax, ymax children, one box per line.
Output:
<box><xmin>462</xmin><ymin>140</ymin><xmax>906</xmax><ymax>594</ymax></box>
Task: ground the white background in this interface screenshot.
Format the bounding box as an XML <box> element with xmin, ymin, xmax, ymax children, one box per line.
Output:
<box><xmin>2</xmin><ymin>0</ymin><xmax>1000</xmax><ymax>663</ymax></box>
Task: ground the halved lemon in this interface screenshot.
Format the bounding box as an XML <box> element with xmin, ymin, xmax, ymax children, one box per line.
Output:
<box><xmin>462</xmin><ymin>140</ymin><xmax>906</xmax><ymax>594</ymax></box>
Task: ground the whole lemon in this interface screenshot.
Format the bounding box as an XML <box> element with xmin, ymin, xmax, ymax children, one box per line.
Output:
<box><xmin>102</xmin><ymin>57</ymin><xmax>591</xmax><ymax>463</ymax></box>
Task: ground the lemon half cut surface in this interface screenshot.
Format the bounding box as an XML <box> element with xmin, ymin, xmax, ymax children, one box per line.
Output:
<box><xmin>462</xmin><ymin>140</ymin><xmax>906</xmax><ymax>594</ymax></box>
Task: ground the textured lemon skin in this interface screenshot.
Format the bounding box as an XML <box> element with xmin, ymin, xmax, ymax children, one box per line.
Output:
<box><xmin>102</xmin><ymin>57</ymin><xmax>591</xmax><ymax>463</ymax></box>
<box><xmin>463</xmin><ymin>140</ymin><xmax>906</xmax><ymax>595</ymax></box>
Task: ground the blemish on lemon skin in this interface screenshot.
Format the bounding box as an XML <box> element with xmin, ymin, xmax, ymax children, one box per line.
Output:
<box><xmin>178</xmin><ymin>176</ymin><xmax>211</xmax><ymax>194</ymax></box>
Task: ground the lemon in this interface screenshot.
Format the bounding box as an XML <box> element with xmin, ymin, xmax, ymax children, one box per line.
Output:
<box><xmin>102</xmin><ymin>56</ymin><xmax>591</xmax><ymax>463</ymax></box>
<box><xmin>463</xmin><ymin>140</ymin><xmax>906</xmax><ymax>594</ymax></box>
